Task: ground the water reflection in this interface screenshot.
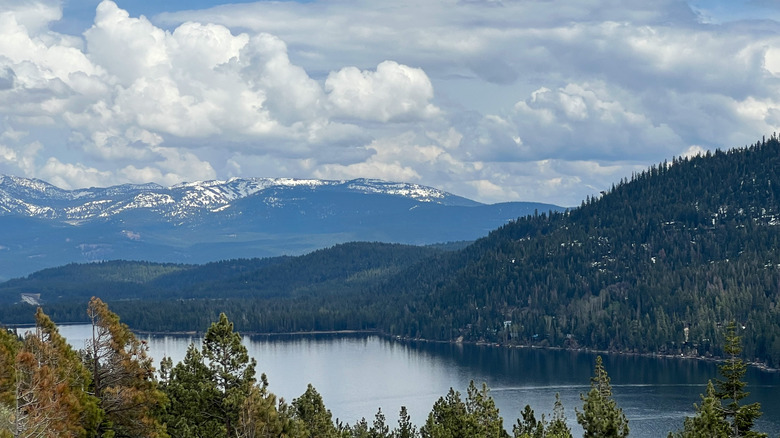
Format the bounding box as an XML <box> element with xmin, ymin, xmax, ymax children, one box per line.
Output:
<box><xmin>57</xmin><ymin>326</ymin><xmax>780</xmax><ymax>437</ymax></box>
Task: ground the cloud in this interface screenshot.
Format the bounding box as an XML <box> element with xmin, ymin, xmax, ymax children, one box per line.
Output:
<box><xmin>38</xmin><ymin>157</ymin><xmax>114</xmax><ymax>189</ymax></box>
<box><xmin>0</xmin><ymin>67</ymin><xmax>14</xmax><ymax>89</ymax></box>
<box><xmin>476</xmin><ymin>81</ymin><xmax>684</xmax><ymax>162</ymax></box>
<box><xmin>326</xmin><ymin>61</ymin><xmax>441</xmax><ymax>122</ymax></box>
<box><xmin>0</xmin><ymin>0</ymin><xmax>445</xmax><ymax>191</ymax></box>
<box><xmin>1</xmin><ymin>0</ymin><xmax>780</xmax><ymax>206</ymax></box>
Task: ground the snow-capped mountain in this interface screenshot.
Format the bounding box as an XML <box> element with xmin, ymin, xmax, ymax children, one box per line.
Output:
<box><xmin>0</xmin><ymin>175</ymin><xmax>563</xmax><ymax>280</ymax></box>
<box><xmin>0</xmin><ymin>176</ymin><xmax>477</xmax><ymax>223</ymax></box>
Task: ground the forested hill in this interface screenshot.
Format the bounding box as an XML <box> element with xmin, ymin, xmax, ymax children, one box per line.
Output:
<box><xmin>1</xmin><ymin>137</ymin><xmax>780</xmax><ymax>367</ymax></box>
<box><xmin>374</xmin><ymin>136</ymin><xmax>780</xmax><ymax>366</ymax></box>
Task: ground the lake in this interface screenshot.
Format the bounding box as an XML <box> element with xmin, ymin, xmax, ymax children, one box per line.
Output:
<box><xmin>56</xmin><ymin>325</ymin><xmax>780</xmax><ymax>437</ymax></box>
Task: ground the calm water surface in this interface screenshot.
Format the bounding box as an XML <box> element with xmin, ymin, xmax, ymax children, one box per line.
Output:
<box><xmin>58</xmin><ymin>325</ymin><xmax>780</xmax><ymax>437</ymax></box>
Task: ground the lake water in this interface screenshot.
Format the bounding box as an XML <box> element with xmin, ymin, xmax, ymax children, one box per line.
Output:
<box><xmin>56</xmin><ymin>325</ymin><xmax>780</xmax><ymax>437</ymax></box>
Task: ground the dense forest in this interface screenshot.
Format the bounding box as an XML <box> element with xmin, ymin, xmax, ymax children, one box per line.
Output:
<box><xmin>1</xmin><ymin>137</ymin><xmax>780</xmax><ymax>367</ymax></box>
<box><xmin>0</xmin><ymin>303</ymin><xmax>768</xmax><ymax>437</ymax></box>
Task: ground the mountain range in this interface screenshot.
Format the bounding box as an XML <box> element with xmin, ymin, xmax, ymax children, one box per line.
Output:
<box><xmin>3</xmin><ymin>136</ymin><xmax>780</xmax><ymax>367</ymax></box>
<box><xmin>0</xmin><ymin>176</ymin><xmax>562</xmax><ymax>280</ymax></box>
<box><xmin>2</xmin><ymin>137</ymin><xmax>779</xmax><ymax>367</ymax></box>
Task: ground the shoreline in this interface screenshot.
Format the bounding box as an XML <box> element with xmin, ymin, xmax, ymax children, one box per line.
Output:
<box><xmin>22</xmin><ymin>320</ymin><xmax>777</xmax><ymax>373</ymax></box>
<box><xmin>130</xmin><ymin>327</ymin><xmax>780</xmax><ymax>373</ymax></box>
<box><xmin>383</xmin><ymin>334</ymin><xmax>780</xmax><ymax>373</ymax></box>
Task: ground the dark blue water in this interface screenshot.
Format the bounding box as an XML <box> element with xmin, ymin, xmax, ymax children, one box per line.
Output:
<box><xmin>59</xmin><ymin>326</ymin><xmax>780</xmax><ymax>437</ymax></box>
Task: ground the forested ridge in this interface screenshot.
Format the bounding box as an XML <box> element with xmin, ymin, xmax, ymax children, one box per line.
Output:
<box><xmin>0</xmin><ymin>303</ymin><xmax>769</xmax><ymax>437</ymax></box>
<box><xmin>1</xmin><ymin>137</ymin><xmax>780</xmax><ymax>366</ymax></box>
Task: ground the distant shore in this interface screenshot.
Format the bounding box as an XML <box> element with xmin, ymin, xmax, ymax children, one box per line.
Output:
<box><xmin>129</xmin><ymin>327</ymin><xmax>780</xmax><ymax>373</ymax></box>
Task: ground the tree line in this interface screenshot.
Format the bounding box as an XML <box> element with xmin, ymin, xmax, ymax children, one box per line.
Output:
<box><xmin>0</xmin><ymin>300</ymin><xmax>770</xmax><ymax>437</ymax></box>
<box><xmin>2</xmin><ymin>137</ymin><xmax>780</xmax><ymax>366</ymax></box>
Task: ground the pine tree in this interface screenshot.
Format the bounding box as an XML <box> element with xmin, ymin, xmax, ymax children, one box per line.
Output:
<box><xmin>714</xmin><ymin>322</ymin><xmax>766</xmax><ymax>438</ymax></box>
<box><xmin>576</xmin><ymin>356</ymin><xmax>629</xmax><ymax>438</ymax></box>
<box><xmin>292</xmin><ymin>383</ymin><xmax>339</xmax><ymax>438</ymax></box>
<box><xmin>465</xmin><ymin>381</ymin><xmax>507</xmax><ymax>437</ymax></box>
<box><xmin>202</xmin><ymin>312</ymin><xmax>257</xmax><ymax>437</ymax></box>
<box><xmin>236</xmin><ymin>373</ymin><xmax>289</xmax><ymax>438</ymax></box>
<box><xmin>546</xmin><ymin>394</ymin><xmax>572</xmax><ymax>438</ymax></box>
<box><xmin>420</xmin><ymin>388</ymin><xmax>468</xmax><ymax>438</ymax></box>
<box><xmin>27</xmin><ymin>308</ymin><xmax>101</xmax><ymax>437</ymax></box>
<box><xmin>421</xmin><ymin>383</ymin><xmax>507</xmax><ymax>438</ymax></box>
<box><xmin>0</xmin><ymin>328</ymin><xmax>20</xmax><ymax>409</ymax></box>
<box><xmin>350</xmin><ymin>418</ymin><xmax>371</xmax><ymax>438</ymax></box>
<box><xmin>0</xmin><ymin>312</ymin><xmax>102</xmax><ymax>438</ymax></box>
<box><xmin>370</xmin><ymin>408</ymin><xmax>390</xmax><ymax>438</ymax></box>
<box><xmin>513</xmin><ymin>393</ymin><xmax>571</xmax><ymax>438</ymax></box>
<box><xmin>394</xmin><ymin>406</ymin><xmax>417</xmax><ymax>438</ymax></box>
<box><xmin>513</xmin><ymin>405</ymin><xmax>544</xmax><ymax>438</ymax></box>
<box><xmin>84</xmin><ymin>297</ymin><xmax>167</xmax><ymax>438</ymax></box>
<box><xmin>162</xmin><ymin>344</ymin><xmax>224</xmax><ymax>437</ymax></box>
<box><xmin>0</xmin><ymin>309</ymin><xmax>102</xmax><ymax>438</ymax></box>
<box><xmin>672</xmin><ymin>381</ymin><xmax>729</xmax><ymax>438</ymax></box>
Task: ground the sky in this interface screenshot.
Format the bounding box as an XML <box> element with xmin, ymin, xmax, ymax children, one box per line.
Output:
<box><xmin>1</xmin><ymin>0</ymin><xmax>780</xmax><ymax>206</ymax></box>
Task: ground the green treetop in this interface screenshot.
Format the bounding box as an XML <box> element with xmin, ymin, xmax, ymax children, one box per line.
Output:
<box><xmin>576</xmin><ymin>356</ymin><xmax>629</xmax><ymax>438</ymax></box>
<box><xmin>714</xmin><ymin>322</ymin><xmax>766</xmax><ymax>438</ymax></box>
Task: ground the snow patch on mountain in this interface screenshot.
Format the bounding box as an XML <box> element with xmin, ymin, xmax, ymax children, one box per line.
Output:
<box><xmin>0</xmin><ymin>175</ymin><xmax>477</xmax><ymax>223</ymax></box>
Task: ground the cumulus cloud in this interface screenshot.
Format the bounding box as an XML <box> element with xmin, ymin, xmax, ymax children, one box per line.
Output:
<box><xmin>473</xmin><ymin>81</ymin><xmax>684</xmax><ymax>162</ymax></box>
<box><xmin>326</xmin><ymin>61</ymin><xmax>441</xmax><ymax>122</ymax></box>
<box><xmin>38</xmin><ymin>157</ymin><xmax>114</xmax><ymax>189</ymax></box>
<box><xmin>0</xmin><ymin>0</ymin><xmax>442</xmax><ymax>191</ymax></box>
<box><xmin>1</xmin><ymin>0</ymin><xmax>780</xmax><ymax>205</ymax></box>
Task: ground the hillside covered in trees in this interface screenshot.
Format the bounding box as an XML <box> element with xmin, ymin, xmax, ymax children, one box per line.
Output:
<box><xmin>1</xmin><ymin>137</ymin><xmax>780</xmax><ymax>367</ymax></box>
<box><xmin>0</xmin><ymin>303</ymin><xmax>769</xmax><ymax>437</ymax></box>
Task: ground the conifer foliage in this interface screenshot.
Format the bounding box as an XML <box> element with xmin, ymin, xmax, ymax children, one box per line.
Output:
<box><xmin>421</xmin><ymin>381</ymin><xmax>508</xmax><ymax>438</ymax></box>
<box><xmin>203</xmin><ymin>312</ymin><xmax>258</xmax><ymax>436</ymax></box>
<box><xmin>5</xmin><ymin>309</ymin><xmax>100</xmax><ymax>438</ymax></box>
<box><xmin>5</xmin><ymin>138</ymin><xmax>780</xmax><ymax>368</ymax></box>
<box><xmin>715</xmin><ymin>323</ymin><xmax>766</xmax><ymax>438</ymax></box>
<box><xmin>576</xmin><ymin>356</ymin><xmax>629</xmax><ymax>438</ymax></box>
<box><xmin>673</xmin><ymin>321</ymin><xmax>767</xmax><ymax>438</ymax></box>
<box><xmin>513</xmin><ymin>394</ymin><xmax>572</xmax><ymax>438</ymax></box>
<box><xmin>84</xmin><ymin>297</ymin><xmax>166</xmax><ymax>437</ymax></box>
<box><xmin>0</xmin><ymin>301</ymin><xmax>776</xmax><ymax>437</ymax></box>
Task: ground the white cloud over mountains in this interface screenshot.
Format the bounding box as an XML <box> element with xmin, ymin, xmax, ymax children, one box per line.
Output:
<box><xmin>0</xmin><ymin>0</ymin><xmax>779</xmax><ymax>205</ymax></box>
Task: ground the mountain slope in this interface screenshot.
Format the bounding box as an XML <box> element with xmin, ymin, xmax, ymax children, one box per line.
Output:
<box><xmin>2</xmin><ymin>138</ymin><xmax>778</xmax><ymax>366</ymax></box>
<box><xmin>0</xmin><ymin>176</ymin><xmax>562</xmax><ymax>280</ymax></box>
<box><xmin>0</xmin><ymin>176</ymin><xmax>481</xmax><ymax>221</ymax></box>
<box><xmin>371</xmin><ymin>136</ymin><xmax>780</xmax><ymax>365</ymax></box>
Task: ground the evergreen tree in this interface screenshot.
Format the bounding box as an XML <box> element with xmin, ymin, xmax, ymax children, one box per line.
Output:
<box><xmin>672</xmin><ymin>381</ymin><xmax>729</xmax><ymax>438</ymax></box>
<box><xmin>393</xmin><ymin>406</ymin><xmax>417</xmax><ymax>438</ymax></box>
<box><xmin>84</xmin><ymin>297</ymin><xmax>167</xmax><ymax>438</ymax></box>
<box><xmin>370</xmin><ymin>408</ymin><xmax>390</xmax><ymax>438</ymax></box>
<box><xmin>673</xmin><ymin>322</ymin><xmax>769</xmax><ymax>438</ymax></box>
<box><xmin>292</xmin><ymin>383</ymin><xmax>339</xmax><ymax>438</ymax></box>
<box><xmin>348</xmin><ymin>419</ymin><xmax>369</xmax><ymax>438</ymax></box>
<box><xmin>25</xmin><ymin>308</ymin><xmax>101</xmax><ymax>437</ymax></box>
<box><xmin>202</xmin><ymin>312</ymin><xmax>257</xmax><ymax>437</ymax></box>
<box><xmin>576</xmin><ymin>356</ymin><xmax>629</xmax><ymax>438</ymax></box>
<box><xmin>162</xmin><ymin>313</ymin><xmax>298</xmax><ymax>438</ymax></box>
<box><xmin>0</xmin><ymin>328</ymin><xmax>20</xmax><ymax>409</ymax></box>
<box><xmin>420</xmin><ymin>388</ymin><xmax>468</xmax><ymax>438</ymax></box>
<box><xmin>546</xmin><ymin>394</ymin><xmax>572</xmax><ymax>438</ymax></box>
<box><xmin>236</xmin><ymin>373</ymin><xmax>290</xmax><ymax>438</ymax></box>
<box><xmin>465</xmin><ymin>381</ymin><xmax>507</xmax><ymax>438</ymax></box>
<box><xmin>513</xmin><ymin>394</ymin><xmax>571</xmax><ymax>438</ymax></box>
<box><xmin>5</xmin><ymin>309</ymin><xmax>100</xmax><ymax>438</ymax></box>
<box><xmin>0</xmin><ymin>311</ymin><xmax>102</xmax><ymax>438</ymax></box>
<box><xmin>513</xmin><ymin>405</ymin><xmax>544</xmax><ymax>438</ymax></box>
<box><xmin>714</xmin><ymin>322</ymin><xmax>766</xmax><ymax>438</ymax></box>
<box><xmin>162</xmin><ymin>344</ymin><xmax>224</xmax><ymax>437</ymax></box>
<box><xmin>421</xmin><ymin>382</ymin><xmax>507</xmax><ymax>438</ymax></box>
